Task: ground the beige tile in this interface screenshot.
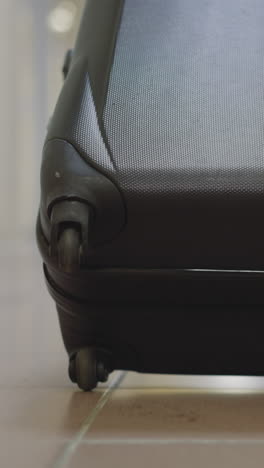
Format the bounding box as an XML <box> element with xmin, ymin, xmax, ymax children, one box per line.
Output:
<box><xmin>0</xmin><ymin>388</ymin><xmax>102</xmax><ymax>468</ymax></box>
<box><xmin>70</xmin><ymin>444</ymin><xmax>264</xmax><ymax>468</ymax></box>
<box><xmin>0</xmin><ymin>389</ymin><xmax>101</xmax><ymax>438</ymax></box>
<box><xmin>1</xmin><ymin>439</ymin><xmax>63</xmax><ymax>468</ymax></box>
<box><xmin>87</xmin><ymin>389</ymin><xmax>264</xmax><ymax>439</ymax></box>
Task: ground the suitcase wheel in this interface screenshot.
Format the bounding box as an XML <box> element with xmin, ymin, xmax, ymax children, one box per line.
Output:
<box><xmin>57</xmin><ymin>227</ymin><xmax>81</xmax><ymax>273</ymax></box>
<box><xmin>69</xmin><ymin>347</ymin><xmax>110</xmax><ymax>391</ymax></box>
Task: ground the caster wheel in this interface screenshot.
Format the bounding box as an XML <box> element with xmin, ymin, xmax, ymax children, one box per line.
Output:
<box><xmin>68</xmin><ymin>357</ymin><xmax>77</xmax><ymax>383</ymax></box>
<box><xmin>74</xmin><ymin>348</ymin><xmax>110</xmax><ymax>391</ymax></box>
<box><xmin>57</xmin><ymin>228</ymin><xmax>80</xmax><ymax>273</ymax></box>
<box><xmin>97</xmin><ymin>361</ymin><xmax>109</xmax><ymax>383</ymax></box>
<box><xmin>75</xmin><ymin>348</ymin><xmax>98</xmax><ymax>391</ymax></box>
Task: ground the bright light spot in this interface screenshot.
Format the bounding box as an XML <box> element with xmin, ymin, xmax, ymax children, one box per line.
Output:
<box><xmin>48</xmin><ymin>1</ymin><xmax>77</xmax><ymax>34</ymax></box>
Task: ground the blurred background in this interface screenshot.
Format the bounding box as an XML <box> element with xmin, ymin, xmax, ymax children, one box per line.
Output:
<box><xmin>1</xmin><ymin>0</ymin><xmax>84</xmax><ymax>239</ymax></box>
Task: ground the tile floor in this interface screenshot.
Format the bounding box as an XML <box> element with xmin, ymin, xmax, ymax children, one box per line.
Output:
<box><xmin>2</xmin><ymin>239</ymin><xmax>264</xmax><ymax>467</ymax></box>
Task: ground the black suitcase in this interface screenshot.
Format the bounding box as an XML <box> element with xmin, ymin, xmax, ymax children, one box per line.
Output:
<box><xmin>37</xmin><ymin>0</ymin><xmax>264</xmax><ymax>390</ymax></box>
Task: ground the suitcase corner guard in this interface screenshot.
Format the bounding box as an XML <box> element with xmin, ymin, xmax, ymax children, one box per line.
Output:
<box><xmin>37</xmin><ymin>138</ymin><xmax>126</xmax><ymax>272</ymax></box>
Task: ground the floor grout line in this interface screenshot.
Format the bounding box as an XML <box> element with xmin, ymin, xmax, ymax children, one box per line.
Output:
<box><xmin>79</xmin><ymin>438</ymin><xmax>264</xmax><ymax>446</ymax></box>
<box><xmin>52</xmin><ymin>371</ymin><xmax>127</xmax><ymax>468</ymax></box>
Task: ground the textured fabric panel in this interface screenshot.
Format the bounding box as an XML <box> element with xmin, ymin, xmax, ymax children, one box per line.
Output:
<box><xmin>104</xmin><ymin>0</ymin><xmax>264</xmax><ymax>195</ymax></box>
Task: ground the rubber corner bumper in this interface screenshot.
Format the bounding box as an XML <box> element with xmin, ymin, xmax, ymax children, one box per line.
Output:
<box><xmin>39</xmin><ymin>138</ymin><xmax>126</xmax><ymax>248</ymax></box>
